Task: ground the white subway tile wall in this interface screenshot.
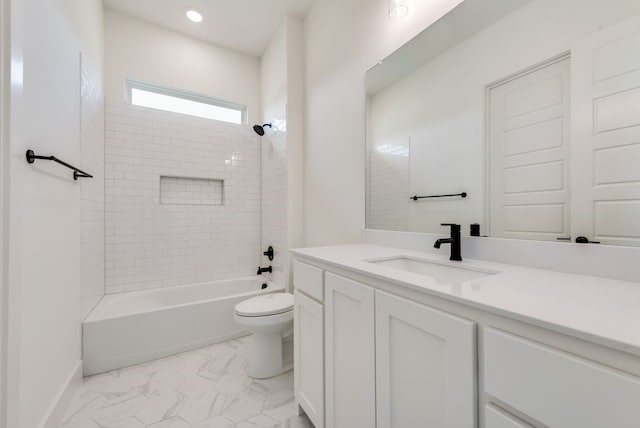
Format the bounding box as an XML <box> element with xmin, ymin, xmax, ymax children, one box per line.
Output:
<box><xmin>104</xmin><ymin>99</ymin><xmax>261</xmax><ymax>294</ymax></box>
<box><xmin>159</xmin><ymin>176</ymin><xmax>224</xmax><ymax>206</ymax></box>
<box><xmin>367</xmin><ymin>140</ymin><xmax>410</xmax><ymax>231</ymax></box>
<box><xmin>261</xmin><ymin>109</ymin><xmax>288</xmax><ymax>287</ymax></box>
<box><xmin>80</xmin><ymin>56</ymin><xmax>106</xmax><ymax>319</ymax></box>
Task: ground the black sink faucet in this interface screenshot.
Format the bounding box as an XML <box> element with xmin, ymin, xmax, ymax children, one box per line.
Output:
<box><xmin>434</xmin><ymin>223</ymin><xmax>462</xmax><ymax>261</ymax></box>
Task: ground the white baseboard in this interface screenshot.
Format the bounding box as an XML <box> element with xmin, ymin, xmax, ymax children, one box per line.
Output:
<box><xmin>40</xmin><ymin>360</ymin><xmax>82</xmax><ymax>428</ymax></box>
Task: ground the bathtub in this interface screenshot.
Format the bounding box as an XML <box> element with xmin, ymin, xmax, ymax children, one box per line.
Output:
<box><xmin>82</xmin><ymin>276</ymin><xmax>282</xmax><ymax>375</ymax></box>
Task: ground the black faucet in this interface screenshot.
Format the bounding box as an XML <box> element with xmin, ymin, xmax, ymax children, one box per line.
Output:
<box><xmin>257</xmin><ymin>266</ymin><xmax>272</xmax><ymax>275</ymax></box>
<box><xmin>434</xmin><ymin>223</ymin><xmax>462</xmax><ymax>261</ymax></box>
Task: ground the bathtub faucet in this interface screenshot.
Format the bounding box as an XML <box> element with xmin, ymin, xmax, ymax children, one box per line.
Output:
<box><xmin>257</xmin><ymin>266</ymin><xmax>272</xmax><ymax>275</ymax></box>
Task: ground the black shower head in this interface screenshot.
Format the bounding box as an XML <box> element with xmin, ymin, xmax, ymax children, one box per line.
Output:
<box><xmin>253</xmin><ymin>123</ymin><xmax>272</xmax><ymax>136</ymax></box>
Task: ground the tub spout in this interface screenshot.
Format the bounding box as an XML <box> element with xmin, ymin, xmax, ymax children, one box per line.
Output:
<box><xmin>257</xmin><ymin>266</ymin><xmax>272</xmax><ymax>275</ymax></box>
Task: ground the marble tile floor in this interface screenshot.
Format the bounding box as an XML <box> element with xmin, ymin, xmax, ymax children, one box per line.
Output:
<box><xmin>60</xmin><ymin>337</ymin><xmax>313</xmax><ymax>428</ymax></box>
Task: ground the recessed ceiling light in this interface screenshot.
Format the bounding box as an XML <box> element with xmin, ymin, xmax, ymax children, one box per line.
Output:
<box><xmin>185</xmin><ymin>8</ymin><xmax>203</xmax><ymax>23</ymax></box>
<box><xmin>389</xmin><ymin>0</ymin><xmax>409</xmax><ymax>19</ymax></box>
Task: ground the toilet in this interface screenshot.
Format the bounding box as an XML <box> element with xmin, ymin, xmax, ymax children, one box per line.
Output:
<box><xmin>234</xmin><ymin>292</ymin><xmax>294</xmax><ymax>379</ymax></box>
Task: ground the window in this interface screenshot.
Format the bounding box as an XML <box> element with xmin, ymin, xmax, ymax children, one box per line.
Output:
<box><xmin>126</xmin><ymin>80</ymin><xmax>246</xmax><ymax>125</ymax></box>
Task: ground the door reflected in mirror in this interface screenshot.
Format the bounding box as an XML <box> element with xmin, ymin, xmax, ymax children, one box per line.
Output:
<box><xmin>365</xmin><ymin>0</ymin><xmax>640</xmax><ymax>247</ymax></box>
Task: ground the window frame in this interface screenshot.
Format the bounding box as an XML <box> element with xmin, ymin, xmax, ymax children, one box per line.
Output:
<box><xmin>125</xmin><ymin>79</ymin><xmax>247</xmax><ymax>125</ymax></box>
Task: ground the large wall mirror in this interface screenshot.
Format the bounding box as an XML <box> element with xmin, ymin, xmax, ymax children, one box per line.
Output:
<box><xmin>366</xmin><ymin>0</ymin><xmax>640</xmax><ymax>247</ymax></box>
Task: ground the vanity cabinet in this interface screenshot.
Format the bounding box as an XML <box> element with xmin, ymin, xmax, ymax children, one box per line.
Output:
<box><xmin>295</xmin><ymin>264</ymin><xmax>477</xmax><ymax>428</ymax></box>
<box><xmin>293</xmin><ymin>261</ymin><xmax>325</xmax><ymax>428</ymax></box>
<box><xmin>293</xmin><ymin>253</ymin><xmax>640</xmax><ymax>428</ymax></box>
<box><xmin>324</xmin><ymin>273</ymin><xmax>375</xmax><ymax>428</ymax></box>
<box><xmin>376</xmin><ymin>290</ymin><xmax>476</xmax><ymax>428</ymax></box>
<box><xmin>483</xmin><ymin>328</ymin><xmax>640</xmax><ymax>428</ymax></box>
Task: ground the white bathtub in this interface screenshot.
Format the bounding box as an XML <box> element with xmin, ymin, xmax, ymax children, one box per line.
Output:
<box><xmin>83</xmin><ymin>276</ymin><xmax>282</xmax><ymax>375</ymax></box>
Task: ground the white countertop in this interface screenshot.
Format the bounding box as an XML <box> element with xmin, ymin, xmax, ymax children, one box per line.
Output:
<box><xmin>291</xmin><ymin>244</ymin><xmax>640</xmax><ymax>357</ymax></box>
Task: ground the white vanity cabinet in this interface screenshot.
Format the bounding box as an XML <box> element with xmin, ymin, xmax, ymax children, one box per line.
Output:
<box><xmin>294</xmin><ymin>261</ymin><xmax>477</xmax><ymax>428</ymax></box>
<box><xmin>323</xmin><ymin>274</ymin><xmax>476</xmax><ymax>428</ymax></box>
<box><xmin>324</xmin><ymin>273</ymin><xmax>375</xmax><ymax>428</ymax></box>
<box><xmin>292</xmin><ymin>245</ymin><xmax>640</xmax><ymax>428</ymax></box>
<box><xmin>376</xmin><ymin>290</ymin><xmax>477</xmax><ymax>428</ymax></box>
<box><xmin>293</xmin><ymin>261</ymin><xmax>325</xmax><ymax>428</ymax></box>
<box><xmin>483</xmin><ymin>328</ymin><xmax>640</xmax><ymax>428</ymax></box>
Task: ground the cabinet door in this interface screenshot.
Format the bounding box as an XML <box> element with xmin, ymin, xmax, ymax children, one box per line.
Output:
<box><xmin>325</xmin><ymin>273</ymin><xmax>375</xmax><ymax>428</ymax></box>
<box><xmin>485</xmin><ymin>405</ymin><xmax>533</xmax><ymax>428</ymax></box>
<box><xmin>376</xmin><ymin>290</ymin><xmax>476</xmax><ymax>428</ymax></box>
<box><xmin>484</xmin><ymin>328</ymin><xmax>640</xmax><ymax>428</ymax></box>
<box><xmin>294</xmin><ymin>290</ymin><xmax>324</xmax><ymax>428</ymax></box>
<box><xmin>293</xmin><ymin>260</ymin><xmax>324</xmax><ymax>302</ymax></box>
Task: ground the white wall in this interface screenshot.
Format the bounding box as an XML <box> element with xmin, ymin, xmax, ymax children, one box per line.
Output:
<box><xmin>261</xmin><ymin>23</ymin><xmax>287</xmax><ymax>115</ymax></box>
<box><xmin>7</xmin><ymin>0</ymin><xmax>103</xmax><ymax>426</ymax></box>
<box><xmin>104</xmin><ymin>9</ymin><xmax>261</xmax><ymax>125</ymax></box>
<box><xmin>260</xmin><ymin>22</ymin><xmax>288</xmax><ymax>287</ymax></box>
<box><xmin>303</xmin><ymin>0</ymin><xmax>464</xmax><ymax>246</ymax></box>
<box><xmin>366</xmin><ymin>0</ymin><xmax>640</xmax><ymax>234</ymax></box>
<box><xmin>260</xmin><ymin>16</ymin><xmax>305</xmax><ymax>289</ymax></box>
<box><xmin>104</xmin><ymin>100</ymin><xmax>261</xmax><ymax>293</ymax></box>
<box><xmin>285</xmin><ymin>17</ymin><xmax>305</xmax><ymax>281</ymax></box>
<box><xmin>80</xmin><ymin>46</ymin><xmax>105</xmax><ymax>320</ymax></box>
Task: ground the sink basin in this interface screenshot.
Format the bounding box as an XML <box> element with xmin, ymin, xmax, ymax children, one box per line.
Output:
<box><xmin>367</xmin><ymin>256</ymin><xmax>498</xmax><ymax>285</ymax></box>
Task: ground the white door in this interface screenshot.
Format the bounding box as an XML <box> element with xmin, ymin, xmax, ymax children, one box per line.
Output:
<box><xmin>324</xmin><ymin>273</ymin><xmax>375</xmax><ymax>428</ymax></box>
<box><xmin>489</xmin><ymin>57</ymin><xmax>571</xmax><ymax>241</ymax></box>
<box><xmin>293</xmin><ymin>290</ymin><xmax>324</xmax><ymax>428</ymax></box>
<box><xmin>375</xmin><ymin>290</ymin><xmax>476</xmax><ymax>428</ymax></box>
<box><xmin>571</xmin><ymin>14</ymin><xmax>640</xmax><ymax>246</ymax></box>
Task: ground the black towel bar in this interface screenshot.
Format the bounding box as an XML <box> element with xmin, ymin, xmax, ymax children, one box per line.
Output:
<box><xmin>26</xmin><ymin>150</ymin><xmax>93</xmax><ymax>180</ymax></box>
<box><xmin>410</xmin><ymin>192</ymin><xmax>467</xmax><ymax>201</ymax></box>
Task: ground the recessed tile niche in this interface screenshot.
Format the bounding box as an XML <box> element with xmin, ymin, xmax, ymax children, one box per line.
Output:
<box><xmin>159</xmin><ymin>176</ymin><xmax>224</xmax><ymax>206</ymax></box>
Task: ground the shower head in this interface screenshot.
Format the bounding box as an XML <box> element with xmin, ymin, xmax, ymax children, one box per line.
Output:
<box><xmin>253</xmin><ymin>123</ymin><xmax>272</xmax><ymax>136</ymax></box>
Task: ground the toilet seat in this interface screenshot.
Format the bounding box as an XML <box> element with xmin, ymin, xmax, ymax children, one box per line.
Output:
<box><xmin>234</xmin><ymin>292</ymin><xmax>294</xmax><ymax>317</ymax></box>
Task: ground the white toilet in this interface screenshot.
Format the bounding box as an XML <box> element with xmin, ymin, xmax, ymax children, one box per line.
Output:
<box><xmin>234</xmin><ymin>292</ymin><xmax>294</xmax><ymax>379</ymax></box>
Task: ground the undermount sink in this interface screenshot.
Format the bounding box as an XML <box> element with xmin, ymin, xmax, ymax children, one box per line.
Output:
<box><xmin>367</xmin><ymin>256</ymin><xmax>499</xmax><ymax>285</ymax></box>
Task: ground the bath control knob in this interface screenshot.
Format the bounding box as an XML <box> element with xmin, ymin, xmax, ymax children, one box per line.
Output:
<box><xmin>263</xmin><ymin>246</ymin><xmax>274</xmax><ymax>261</ymax></box>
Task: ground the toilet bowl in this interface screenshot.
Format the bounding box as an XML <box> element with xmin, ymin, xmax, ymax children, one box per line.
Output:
<box><xmin>234</xmin><ymin>292</ymin><xmax>294</xmax><ymax>379</ymax></box>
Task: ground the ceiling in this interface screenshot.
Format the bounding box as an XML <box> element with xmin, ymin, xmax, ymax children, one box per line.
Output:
<box><xmin>103</xmin><ymin>0</ymin><xmax>316</xmax><ymax>57</ymax></box>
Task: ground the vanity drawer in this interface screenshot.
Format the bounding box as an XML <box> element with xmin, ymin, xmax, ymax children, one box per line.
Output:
<box><xmin>293</xmin><ymin>260</ymin><xmax>324</xmax><ymax>302</ymax></box>
<box><xmin>484</xmin><ymin>328</ymin><xmax>640</xmax><ymax>427</ymax></box>
<box><xmin>485</xmin><ymin>405</ymin><xmax>532</xmax><ymax>428</ymax></box>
